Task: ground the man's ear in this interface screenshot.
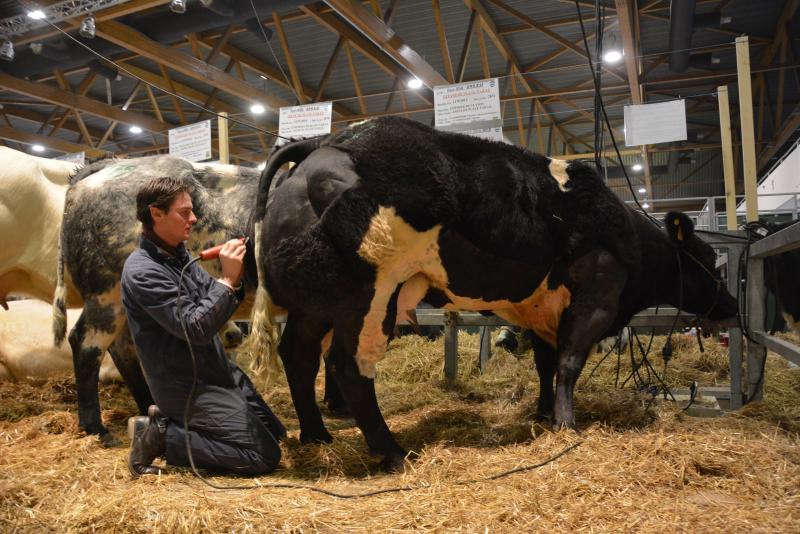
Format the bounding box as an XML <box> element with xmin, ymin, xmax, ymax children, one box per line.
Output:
<box><xmin>664</xmin><ymin>211</ymin><xmax>694</xmax><ymax>245</ymax></box>
<box><xmin>149</xmin><ymin>205</ymin><xmax>165</xmax><ymax>224</ymax></box>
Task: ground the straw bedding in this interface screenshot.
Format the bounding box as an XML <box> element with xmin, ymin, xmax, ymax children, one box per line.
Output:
<box><xmin>1</xmin><ymin>331</ymin><xmax>798</xmax><ymax>532</ymax></box>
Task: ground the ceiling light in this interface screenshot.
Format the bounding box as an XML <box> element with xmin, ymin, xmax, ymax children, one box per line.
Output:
<box><xmin>632</xmin><ymin>163</ymin><xmax>643</xmax><ymax>171</ymax></box>
<box><xmin>603</xmin><ymin>49</ymin><xmax>623</xmax><ymax>64</ymax></box>
<box><xmin>32</xmin><ymin>144</ymin><xmax>45</xmax><ymax>153</ymax></box>
<box><xmin>250</xmin><ymin>103</ymin><xmax>265</xmax><ymax>114</ymax></box>
<box><xmin>257</xmin><ymin>162</ymin><xmax>266</xmax><ymax>171</ymax></box>
<box><xmin>79</xmin><ymin>14</ymin><xmax>96</xmax><ymax>39</ymax></box>
<box><xmin>30</xmin><ymin>42</ymin><xmax>43</xmax><ymax>54</ymax></box>
<box><xmin>407</xmin><ymin>77</ymin><xmax>423</xmax><ymax>89</ymax></box>
<box><xmin>27</xmin><ymin>10</ymin><xmax>46</xmax><ymax>20</ymax></box>
<box><xmin>129</xmin><ymin>125</ymin><xmax>143</xmax><ymax>134</ymax></box>
<box><xmin>169</xmin><ymin>0</ymin><xmax>187</xmax><ymax>14</ymax></box>
<box><xmin>638</xmin><ymin>187</ymin><xmax>646</xmax><ymax>194</ymax></box>
<box><xmin>200</xmin><ymin>0</ymin><xmax>214</xmax><ymax>6</ymax></box>
<box><xmin>0</xmin><ymin>40</ymin><xmax>14</xmax><ymax>62</ymax></box>
<box><xmin>642</xmin><ymin>202</ymin><xmax>650</xmax><ymax>209</ymax></box>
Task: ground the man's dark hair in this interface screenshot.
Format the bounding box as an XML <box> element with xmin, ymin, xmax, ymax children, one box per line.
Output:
<box><xmin>136</xmin><ymin>176</ymin><xmax>193</xmax><ymax>231</ymax></box>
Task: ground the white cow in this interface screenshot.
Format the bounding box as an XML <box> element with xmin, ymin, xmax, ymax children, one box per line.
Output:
<box><xmin>0</xmin><ymin>147</ymin><xmax>81</xmax><ymax>307</ymax></box>
<box><xmin>0</xmin><ymin>299</ymin><xmax>120</xmax><ymax>383</ymax></box>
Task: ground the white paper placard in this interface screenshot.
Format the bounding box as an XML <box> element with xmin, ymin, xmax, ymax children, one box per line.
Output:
<box><xmin>279</xmin><ymin>102</ymin><xmax>332</xmax><ymax>139</ymax></box>
<box><xmin>54</xmin><ymin>152</ymin><xmax>85</xmax><ymax>165</ymax></box>
<box><xmin>168</xmin><ymin>120</ymin><xmax>212</xmax><ymax>162</ymax></box>
<box><xmin>434</xmin><ymin>78</ymin><xmax>502</xmax><ymax>132</ymax></box>
<box><xmin>624</xmin><ymin>100</ymin><xmax>687</xmax><ymax>146</ymax></box>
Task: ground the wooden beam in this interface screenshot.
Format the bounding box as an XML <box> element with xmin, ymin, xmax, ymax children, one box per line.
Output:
<box><xmin>316</xmin><ymin>38</ymin><xmax>345</xmax><ymax>101</ymax></box>
<box><xmin>0</xmin><ymin>72</ymin><xmax>168</xmax><ymax>133</ymax></box>
<box><xmin>323</xmin><ymin>0</ymin><xmax>450</xmax><ymax>88</ymax></box>
<box><xmin>205</xmin><ymin>25</ymin><xmax>235</xmax><ymax>64</ymax></box>
<box><xmin>0</xmin><ymin>127</ymin><xmax>108</xmax><ymax>158</ymax></box>
<box><xmin>98</xmin><ymin>83</ymin><xmax>143</xmax><ymax>149</ymax></box>
<box><xmin>273</xmin><ymin>12</ymin><xmax>306</xmax><ymax>104</ymax></box>
<box><xmin>13</xmin><ymin>0</ymin><xmax>170</xmax><ymax>46</ymax></box>
<box><xmin>218</xmin><ymin>112</ymin><xmax>229</xmax><ymax>165</ymax></box>
<box><xmin>615</xmin><ymin>0</ymin><xmax>652</xmax><ymax>200</ymax></box>
<box><xmin>432</xmin><ymin>0</ymin><xmax>455</xmax><ymax>83</ymax></box>
<box><xmin>159</xmin><ymin>65</ymin><xmax>187</xmax><ymax>124</ymax></box>
<box><xmin>476</xmin><ymin>27</ymin><xmax>492</xmax><ymax>78</ymax></box>
<box><xmin>2</xmin><ymin>104</ymin><xmax>106</xmax><ymax>139</ymax></box>
<box><xmin>456</xmin><ymin>10</ymin><xmax>477</xmax><ymax>83</ymax></box>
<box><xmin>95</xmin><ymin>20</ymin><xmax>277</xmax><ymax>110</ymax></box>
<box><xmin>343</xmin><ymin>41</ymin><xmax>368</xmax><ymax>115</ymax></box>
<box><xmin>144</xmin><ymin>84</ymin><xmax>164</xmax><ymax>123</ymax></box>
<box><xmin>718</xmin><ymin>85</ymin><xmax>738</xmax><ymax>230</ymax></box>
<box><xmin>47</xmin><ymin>72</ymin><xmax>97</xmax><ymax>137</ymax></box>
<box><xmin>736</xmin><ymin>36</ymin><xmax>759</xmax><ymax>223</ymax></box>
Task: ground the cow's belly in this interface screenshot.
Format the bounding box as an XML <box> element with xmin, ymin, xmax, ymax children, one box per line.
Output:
<box><xmin>355</xmin><ymin>206</ymin><xmax>568</xmax><ymax>377</ymax></box>
<box><xmin>442</xmin><ymin>276</ymin><xmax>570</xmax><ymax>348</ymax></box>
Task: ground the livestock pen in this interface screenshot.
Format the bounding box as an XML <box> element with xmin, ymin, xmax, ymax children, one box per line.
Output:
<box><xmin>1</xmin><ymin>326</ymin><xmax>798</xmax><ymax>532</ymax></box>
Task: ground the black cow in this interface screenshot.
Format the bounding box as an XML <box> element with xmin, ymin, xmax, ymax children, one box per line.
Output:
<box><xmin>755</xmin><ymin>219</ymin><xmax>800</xmax><ymax>334</ymax></box>
<box><xmin>252</xmin><ymin>116</ymin><xmax>737</xmax><ymax>470</ymax></box>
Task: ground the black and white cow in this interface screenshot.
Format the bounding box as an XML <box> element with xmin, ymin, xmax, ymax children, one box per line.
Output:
<box><xmin>252</xmin><ymin>116</ymin><xmax>737</xmax><ymax>469</ymax></box>
<box><xmin>757</xmin><ymin>219</ymin><xmax>800</xmax><ymax>334</ymax></box>
<box><xmin>54</xmin><ymin>156</ymin><xmax>260</xmax><ymax>442</ymax></box>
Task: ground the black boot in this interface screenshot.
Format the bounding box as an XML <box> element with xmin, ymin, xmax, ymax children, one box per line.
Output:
<box><xmin>127</xmin><ymin>405</ymin><xmax>167</xmax><ymax>478</ymax></box>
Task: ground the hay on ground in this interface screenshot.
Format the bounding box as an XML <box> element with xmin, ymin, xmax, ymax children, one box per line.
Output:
<box><xmin>2</xmin><ymin>331</ymin><xmax>799</xmax><ymax>532</ymax></box>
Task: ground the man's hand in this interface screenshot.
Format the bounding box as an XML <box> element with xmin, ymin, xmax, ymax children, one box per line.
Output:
<box><xmin>217</xmin><ymin>238</ymin><xmax>246</xmax><ymax>289</ymax></box>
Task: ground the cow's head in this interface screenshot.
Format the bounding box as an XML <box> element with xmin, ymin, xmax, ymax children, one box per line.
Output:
<box><xmin>665</xmin><ymin>212</ymin><xmax>737</xmax><ymax>321</ymax></box>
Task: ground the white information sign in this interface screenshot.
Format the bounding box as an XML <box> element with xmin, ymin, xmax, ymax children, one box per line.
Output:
<box><xmin>279</xmin><ymin>102</ymin><xmax>332</xmax><ymax>139</ymax></box>
<box><xmin>54</xmin><ymin>152</ymin><xmax>85</xmax><ymax>165</ymax></box>
<box><xmin>434</xmin><ymin>78</ymin><xmax>502</xmax><ymax>133</ymax></box>
<box><xmin>624</xmin><ymin>100</ymin><xmax>687</xmax><ymax>146</ymax></box>
<box><xmin>168</xmin><ymin>120</ymin><xmax>212</xmax><ymax>162</ymax></box>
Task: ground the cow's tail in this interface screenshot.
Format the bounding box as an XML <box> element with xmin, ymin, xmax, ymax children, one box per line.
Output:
<box><xmin>52</xmin><ymin>228</ymin><xmax>68</xmax><ymax>346</ymax></box>
<box><xmin>248</xmin><ymin>136</ymin><xmax>325</xmax><ymax>383</ymax></box>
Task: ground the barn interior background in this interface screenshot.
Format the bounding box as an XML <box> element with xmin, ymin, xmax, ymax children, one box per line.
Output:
<box><xmin>1</xmin><ymin>0</ymin><xmax>799</xmax><ymax>532</ymax></box>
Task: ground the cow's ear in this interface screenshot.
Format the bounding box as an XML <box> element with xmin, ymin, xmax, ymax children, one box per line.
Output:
<box><xmin>665</xmin><ymin>211</ymin><xmax>694</xmax><ymax>245</ymax></box>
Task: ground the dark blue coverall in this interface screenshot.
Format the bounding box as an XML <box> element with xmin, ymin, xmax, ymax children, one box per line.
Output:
<box><xmin>121</xmin><ymin>235</ymin><xmax>285</xmax><ymax>475</ymax></box>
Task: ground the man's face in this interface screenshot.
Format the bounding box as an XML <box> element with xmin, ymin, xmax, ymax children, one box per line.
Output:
<box><xmin>150</xmin><ymin>191</ymin><xmax>197</xmax><ymax>246</ymax></box>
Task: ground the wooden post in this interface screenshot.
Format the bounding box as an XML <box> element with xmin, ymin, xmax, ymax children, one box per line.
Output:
<box><xmin>218</xmin><ymin>111</ymin><xmax>229</xmax><ymax>164</ymax></box>
<box><xmin>736</xmin><ymin>36</ymin><xmax>759</xmax><ymax>223</ymax></box>
<box><xmin>717</xmin><ymin>85</ymin><xmax>738</xmax><ymax>230</ymax></box>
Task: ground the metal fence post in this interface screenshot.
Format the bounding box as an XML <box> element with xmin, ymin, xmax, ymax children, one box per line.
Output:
<box><xmin>726</xmin><ymin>243</ymin><xmax>744</xmax><ymax>409</ymax></box>
<box><xmin>746</xmin><ymin>257</ymin><xmax>767</xmax><ymax>402</ymax></box>
<box><xmin>478</xmin><ymin>326</ymin><xmax>491</xmax><ymax>371</ymax></box>
<box><xmin>444</xmin><ymin>311</ymin><xmax>458</xmax><ymax>379</ymax></box>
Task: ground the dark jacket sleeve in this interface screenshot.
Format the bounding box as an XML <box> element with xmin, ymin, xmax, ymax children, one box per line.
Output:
<box><xmin>126</xmin><ymin>265</ymin><xmax>240</xmax><ymax>345</ymax></box>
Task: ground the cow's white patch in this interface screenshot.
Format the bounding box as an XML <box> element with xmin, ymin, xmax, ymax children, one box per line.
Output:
<box><xmin>354</xmin><ymin>207</ymin><xmax>574</xmax><ymax>376</ymax></box>
<box><xmin>548</xmin><ymin>158</ymin><xmax>571</xmax><ymax>192</ymax></box>
<box><xmin>320</xmin><ymin>329</ymin><xmax>333</xmax><ymax>356</ymax></box>
<box><xmin>355</xmin><ymin>207</ymin><xmax>445</xmax><ymax>377</ymax></box>
<box><xmin>396</xmin><ymin>273</ymin><xmax>430</xmax><ymax>325</ymax></box>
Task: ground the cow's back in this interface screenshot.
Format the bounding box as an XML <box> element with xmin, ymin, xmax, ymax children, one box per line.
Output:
<box><xmin>62</xmin><ymin>156</ymin><xmax>260</xmax><ymax>304</ymax></box>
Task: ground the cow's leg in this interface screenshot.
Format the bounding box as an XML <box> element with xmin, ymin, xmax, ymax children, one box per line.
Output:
<box><xmin>530</xmin><ymin>335</ymin><xmax>557</xmax><ymax>422</ymax></box>
<box><xmin>331</xmin><ymin>292</ymin><xmax>407</xmax><ymax>471</ymax></box>
<box><xmin>69</xmin><ymin>297</ymin><xmax>124</xmax><ymax>443</ymax></box>
<box><xmin>279</xmin><ymin>314</ymin><xmax>332</xmax><ymax>444</ymax></box>
<box><xmin>107</xmin><ymin>325</ymin><xmax>153</xmax><ymax>416</ymax></box>
<box><xmin>323</xmin><ymin>356</ymin><xmax>350</xmax><ymax>417</ymax></box>
<box><xmin>553</xmin><ymin>251</ymin><xmax>627</xmax><ymax>429</ymax></box>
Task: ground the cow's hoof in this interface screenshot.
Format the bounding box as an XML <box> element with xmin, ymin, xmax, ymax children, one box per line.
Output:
<box><xmin>98</xmin><ymin>432</ymin><xmax>121</xmax><ymax>447</ymax></box>
<box><xmin>552</xmin><ymin>420</ymin><xmax>577</xmax><ymax>433</ymax></box>
<box><xmin>380</xmin><ymin>450</ymin><xmax>411</xmax><ymax>473</ymax></box>
<box><xmin>300</xmin><ymin>429</ymin><xmax>333</xmax><ymax>444</ymax></box>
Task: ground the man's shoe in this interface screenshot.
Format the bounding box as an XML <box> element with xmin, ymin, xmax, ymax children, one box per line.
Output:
<box><xmin>127</xmin><ymin>405</ymin><xmax>167</xmax><ymax>478</ymax></box>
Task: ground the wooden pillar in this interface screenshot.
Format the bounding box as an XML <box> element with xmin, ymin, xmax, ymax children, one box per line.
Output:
<box><xmin>718</xmin><ymin>85</ymin><xmax>738</xmax><ymax>230</ymax></box>
<box><xmin>746</xmin><ymin>258</ymin><xmax>767</xmax><ymax>402</ymax></box>
<box><xmin>736</xmin><ymin>36</ymin><xmax>759</xmax><ymax>223</ymax></box>
<box><xmin>218</xmin><ymin>111</ymin><xmax>229</xmax><ymax>164</ymax></box>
